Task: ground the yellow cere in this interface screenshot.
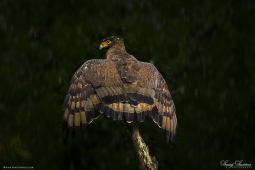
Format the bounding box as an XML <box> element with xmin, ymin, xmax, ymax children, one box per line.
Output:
<box><xmin>101</xmin><ymin>40</ymin><xmax>111</xmax><ymax>47</ymax></box>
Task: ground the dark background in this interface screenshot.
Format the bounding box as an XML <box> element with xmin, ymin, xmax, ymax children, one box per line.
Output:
<box><xmin>1</xmin><ymin>0</ymin><xmax>254</xmax><ymax>170</ymax></box>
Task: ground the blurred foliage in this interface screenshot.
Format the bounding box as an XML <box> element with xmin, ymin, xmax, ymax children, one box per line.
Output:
<box><xmin>0</xmin><ymin>0</ymin><xmax>254</xmax><ymax>169</ymax></box>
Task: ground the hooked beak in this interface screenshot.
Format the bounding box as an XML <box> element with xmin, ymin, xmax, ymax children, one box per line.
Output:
<box><xmin>99</xmin><ymin>41</ymin><xmax>109</xmax><ymax>50</ymax></box>
<box><xmin>99</xmin><ymin>44</ymin><xmax>104</xmax><ymax>50</ymax></box>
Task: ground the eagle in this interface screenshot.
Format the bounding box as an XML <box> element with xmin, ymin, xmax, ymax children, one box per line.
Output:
<box><xmin>62</xmin><ymin>36</ymin><xmax>178</xmax><ymax>142</ymax></box>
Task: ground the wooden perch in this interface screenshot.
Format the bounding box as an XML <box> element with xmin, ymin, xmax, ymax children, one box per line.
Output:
<box><xmin>123</xmin><ymin>117</ymin><xmax>158</xmax><ymax>170</ymax></box>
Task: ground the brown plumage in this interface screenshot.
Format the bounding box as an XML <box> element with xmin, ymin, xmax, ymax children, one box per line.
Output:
<box><xmin>62</xmin><ymin>36</ymin><xmax>178</xmax><ymax>142</ymax></box>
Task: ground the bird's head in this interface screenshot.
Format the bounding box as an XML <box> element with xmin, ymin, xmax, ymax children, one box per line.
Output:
<box><xmin>99</xmin><ymin>36</ymin><xmax>124</xmax><ymax>50</ymax></box>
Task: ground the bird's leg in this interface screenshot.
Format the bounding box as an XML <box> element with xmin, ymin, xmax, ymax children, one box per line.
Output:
<box><xmin>123</xmin><ymin>115</ymin><xmax>158</xmax><ymax>170</ymax></box>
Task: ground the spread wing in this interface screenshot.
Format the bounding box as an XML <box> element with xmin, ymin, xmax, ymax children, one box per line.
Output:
<box><xmin>62</xmin><ymin>59</ymin><xmax>177</xmax><ymax>142</ymax></box>
<box><xmin>62</xmin><ymin>59</ymin><xmax>128</xmax><ymax>135</ymax></box>
<box><xmin>135</xmin><ymin>62</ymin><xmax>178</xmax><ymax>142</ymax></box>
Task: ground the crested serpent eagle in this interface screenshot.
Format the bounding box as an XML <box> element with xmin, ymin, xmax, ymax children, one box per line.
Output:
<box><xmin>62</xmin><ymin>36</ymin><xmax>178</xmax><ymax>142</ymax></box>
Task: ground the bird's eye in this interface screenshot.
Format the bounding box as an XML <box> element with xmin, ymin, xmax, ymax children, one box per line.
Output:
<box><xmin>106</xmin><ymin>40</ymin><xmax>111</xmax><ymax>44</ymax></box>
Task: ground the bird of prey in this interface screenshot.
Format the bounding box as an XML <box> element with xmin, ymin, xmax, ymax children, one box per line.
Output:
<box><xmin>62</xmin><ymin>36</ymin><xmax>178</xmax><ymax>142</ymax></box>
